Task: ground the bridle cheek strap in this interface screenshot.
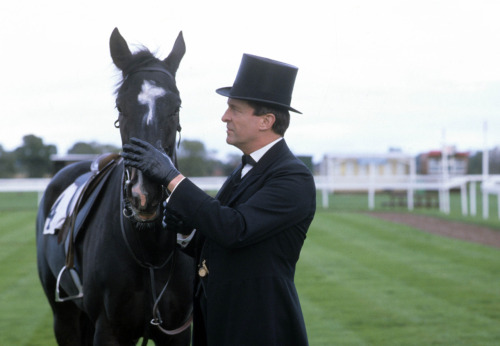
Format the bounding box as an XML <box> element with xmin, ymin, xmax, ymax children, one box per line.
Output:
<box><xmin>177</xmin><ymin>124</ymin><xmax>182</xmax><ymax>148</ymax></box>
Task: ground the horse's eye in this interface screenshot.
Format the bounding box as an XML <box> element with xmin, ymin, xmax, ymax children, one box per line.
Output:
<box><xmin>116</xmin><ymin>105</ymin><xmax>123</xmax><ymax>114</ymax></box>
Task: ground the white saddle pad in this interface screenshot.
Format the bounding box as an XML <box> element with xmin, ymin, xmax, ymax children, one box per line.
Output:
<box><xmin>43</xmin><ymin>176</ymin><xmax>89</xmax><ymax>235</ymax></box>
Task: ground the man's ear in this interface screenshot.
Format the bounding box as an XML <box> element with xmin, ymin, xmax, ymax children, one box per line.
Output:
<box><xmin>259</xmin><ymin>113</ymin><xmax>276</xmax><ymax>130</ymax></box>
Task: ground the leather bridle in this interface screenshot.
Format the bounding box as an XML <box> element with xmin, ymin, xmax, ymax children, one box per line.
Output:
<box><xmin>116</xmin><ymin>65</ymin><xmax>192</xmax><ymax>339</ymax></box>
<box><xmin>119</xmin><ymin>167</ymin><xmax>193</xmax><ymax>339</ymax></box>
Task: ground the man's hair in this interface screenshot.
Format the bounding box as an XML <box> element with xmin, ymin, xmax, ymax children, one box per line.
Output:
<box><xmin>247</xmin><ymin>101</ymin><xmax>290</xmax><ymax>136</ymax></box>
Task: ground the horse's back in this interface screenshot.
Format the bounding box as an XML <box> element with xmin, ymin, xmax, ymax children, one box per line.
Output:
<box><xmin>38</xmin><ymin>161</ymin><xmax>92</xmax><ymax>221</ymax></box>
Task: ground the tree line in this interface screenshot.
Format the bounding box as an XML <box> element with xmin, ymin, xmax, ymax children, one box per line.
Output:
<box><xmin>0</xmin><ymin>134</ymin><xmax>240</xmax><ymax>178</ymax></box>
<box><xmin>467</xmin><ymin>148</ymin><xmax>500</xmax><ymax>174</ymax></box>
<box><xmin>1</xmin><ymin>134</ymin><xmax>500</xmax><ymax>178</ymax></box>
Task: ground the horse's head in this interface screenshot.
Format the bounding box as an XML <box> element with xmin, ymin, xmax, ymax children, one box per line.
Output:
<box><xmin>110</xmin><ymin>28</ymin><xmax>185</xmax><ymax>223</ymax></box>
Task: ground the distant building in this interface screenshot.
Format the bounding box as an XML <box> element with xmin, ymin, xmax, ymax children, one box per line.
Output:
<box><xmin>320</xmin><ymin>151</ymin><xmax>415</xmax><ymax>177</ymax></box>
<box><xmin>417</xmin><ymin>148</ymin><xmax>469</xmax><ymax>175</ymax></box>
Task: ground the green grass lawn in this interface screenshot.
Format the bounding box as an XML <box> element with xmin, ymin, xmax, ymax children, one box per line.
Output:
<box><xmin>323</xmin><ymin>190</ymin><xmax>500</xmax><ymax>230</ymax></box>
<box><xmin>296</xmin><ymin>211</ymin><xmax>500</xmax><ymax>345</ymax></box>
<box><xmin>0</xmin><ymin>195</ymin><xmax>54</xmax><ymax>345</ymax></box>
<box><xmin>1</xmin><ymin>192</ymin><xmax>500</xmax><ymax>345</ymax></box>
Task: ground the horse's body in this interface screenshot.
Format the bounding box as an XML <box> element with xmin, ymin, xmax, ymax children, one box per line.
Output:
<box><xmin>36</xmin><ymin>28</ymin><xmax>193</xmax><ymax>345</ymax></box>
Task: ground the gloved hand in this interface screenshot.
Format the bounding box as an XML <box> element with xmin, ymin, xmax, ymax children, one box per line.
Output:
<box><xmin>121</xmin><ymin>137</ymin><xmax>180</xmax><ymax>186</ymax></box>
<box><xmin>162</xmin><ymin>204</ymin><xmax>193</xmax><ymax>235</ymax></box>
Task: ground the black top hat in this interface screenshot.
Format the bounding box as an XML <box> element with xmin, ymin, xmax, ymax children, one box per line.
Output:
<box><xmin>216</xmin><ymin>54</ymin><xmax>301</xmax><ymax>114</ymax></box>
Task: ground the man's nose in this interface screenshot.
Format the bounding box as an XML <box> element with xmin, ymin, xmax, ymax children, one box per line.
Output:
<box><xmin>221</xmin><ymin>109</ymin><xmax>230</xmax><ymax>122</ymax></box>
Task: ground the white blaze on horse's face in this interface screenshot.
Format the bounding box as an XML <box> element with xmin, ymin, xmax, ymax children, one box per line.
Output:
<box><xmin>138</xmin><ymin>80</ymin><xmax>167</xmax><ymax>126</ymax></box>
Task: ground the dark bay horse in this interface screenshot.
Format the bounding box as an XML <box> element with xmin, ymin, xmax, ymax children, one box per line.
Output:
<box><xmin>36</xmin><ymin>28</ymin><xmax>194</xmax><ymax>345</ymax></box>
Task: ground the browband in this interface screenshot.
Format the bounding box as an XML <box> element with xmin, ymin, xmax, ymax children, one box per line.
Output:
<box><xmin>127</xmin><ymin>66</ymin><xmax>174</xmax><ymax>79</ymax></box>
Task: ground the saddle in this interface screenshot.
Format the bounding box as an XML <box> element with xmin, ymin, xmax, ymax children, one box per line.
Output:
<box><xmin>53</xmin><ymin>152</ymin><xmax>121</xmax><ymax>301</ymax></box>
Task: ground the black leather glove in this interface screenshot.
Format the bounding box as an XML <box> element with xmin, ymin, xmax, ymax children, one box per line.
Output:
<box><xmin>162</xmin><ymin>206</ymin><xmax>193</xmax><ymax>235</ymax></box>
<box><xmin>122</xmin><ymin>138</ymin><xmax>180</xmax><ymax>186</ymax></box>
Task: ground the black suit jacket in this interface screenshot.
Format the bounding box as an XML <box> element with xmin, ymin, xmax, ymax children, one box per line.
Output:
<box><xmin>167</xmin><ymin>139</ymin><xmax>316</xmax><ymax>346</ymax></box>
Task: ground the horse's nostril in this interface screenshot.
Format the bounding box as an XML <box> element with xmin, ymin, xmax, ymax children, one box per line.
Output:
<box><xmin>131</xmin><ymin>183</ymin><xmax>147</xmax><ymax>209</ymax></box>
<box><xmin>125</xmin><ymin>169</ymin><xmax>164</xmax><ymax>221</ymax></box>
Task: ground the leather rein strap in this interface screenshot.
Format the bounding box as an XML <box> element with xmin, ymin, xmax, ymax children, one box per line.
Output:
<box><xmin>119</xmin><ymin>169</ymin><xmax>193</xmax><ymax>338</ymax></box>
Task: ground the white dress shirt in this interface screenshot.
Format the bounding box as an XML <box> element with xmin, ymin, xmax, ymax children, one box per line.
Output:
<box><xmin>241</xmin><ymin>137</ymin><xmax>283</xmax><ymax>177</ymax></box>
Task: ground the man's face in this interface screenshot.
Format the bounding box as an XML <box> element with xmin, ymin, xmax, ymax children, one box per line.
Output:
<box><xmin>221</xmin><ymin>98</ymin><xmax>261</xmax><ymax>153</ymax></box>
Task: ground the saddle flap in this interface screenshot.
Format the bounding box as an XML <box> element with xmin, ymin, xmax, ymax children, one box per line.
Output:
<box><xmin>45</xmin><ymin>153</ymin><xmax>121</xmax><ymax>302</ymax></box>
<box><xmin>43</xmin><ymin>172</ymin><xmax>93</xmax><ymax>236</ymax></box>
<box><xmin>60</xmin><ymin>154</ymin><xmax>122</xmax><ymax>246</ymax></box>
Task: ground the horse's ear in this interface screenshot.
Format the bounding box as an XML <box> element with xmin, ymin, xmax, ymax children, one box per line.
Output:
<box><xmin>110</xmin><ymin>27</ymin><xmax>132</xmax><ymax>71</ymax></box>
<box><xmin>163</xmin><ymin>31</ymin><xmax>186</xmax><ymax>76</ymax></box>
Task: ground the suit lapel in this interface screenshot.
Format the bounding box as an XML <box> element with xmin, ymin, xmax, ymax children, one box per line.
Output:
<box><xmin>216</xmin><ymin>164</ymin><xmax>243</xmax><ymax>204</ymax></box>
<box><xmin>225</xmin><ymin>140</ymin><xmax>290</xmax><ymax>205</ymax></box>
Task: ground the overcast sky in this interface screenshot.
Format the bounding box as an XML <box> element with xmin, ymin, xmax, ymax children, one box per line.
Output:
<box><xmin>1</xmin><ymin>0</ymin><xmax>499</xmax><ymax>162</ymax></box>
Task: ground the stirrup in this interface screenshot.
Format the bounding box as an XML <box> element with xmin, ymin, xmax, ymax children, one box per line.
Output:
<box><xmin>55</xmin><ymin>266</ymin><xmax>84</xmax><ymax>302</ymax></box>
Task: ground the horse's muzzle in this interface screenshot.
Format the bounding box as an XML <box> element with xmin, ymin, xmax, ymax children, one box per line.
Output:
<box><xmin>124</xmin><ymin>167</ymin><xmax>164</xmax><ymax>223</ymax></box>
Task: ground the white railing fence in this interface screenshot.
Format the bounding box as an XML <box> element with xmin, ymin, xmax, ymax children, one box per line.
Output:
<box><xmin>2</xmin><ymin>175</ymin><xmax>500</xmax><ymax>219</ymax></box>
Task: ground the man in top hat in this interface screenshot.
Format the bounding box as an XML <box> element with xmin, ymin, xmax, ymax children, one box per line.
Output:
<box><xmin>122</xmin><ymin>54</ymin><xmax>316</xmax><ymax>346</ymax></box>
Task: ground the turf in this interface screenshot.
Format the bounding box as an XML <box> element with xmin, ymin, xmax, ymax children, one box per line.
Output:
<box><xmin>0</xmin><ymin>206</ymin><xmax>55</xmax><ymax>345</ymax></box>
<box><xmin>296</xmin><ymin>211</ymin><xmax>500</xmax><ymax>345</ymax></box>
<box><xmin>1</xmin><ymin>192</ymin><xmax>500</xmax><ymax>345</ymax></box>
<box><xmin>323</xmin><ymin>190</ymin><xmax>500</xmax><ymax>230</ymax></box>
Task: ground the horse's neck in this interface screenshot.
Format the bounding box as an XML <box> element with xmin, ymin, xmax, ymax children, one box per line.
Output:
<box><xmin>122</xmin><ymin>219</ymin><xmax>175</xmax><ymax>268</ymax></box>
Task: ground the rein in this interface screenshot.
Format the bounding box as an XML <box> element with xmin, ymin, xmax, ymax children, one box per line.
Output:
<box><xmin>119</xmin><ymin>169</ymin><xmax>192</xmax><ymax>338</ymax></box>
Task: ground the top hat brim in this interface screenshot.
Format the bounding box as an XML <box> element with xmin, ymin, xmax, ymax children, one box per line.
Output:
<box><xmin>216</xmin><ymin>87</ymin><xmax>302</xmax><ymax>114</ymax></box>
